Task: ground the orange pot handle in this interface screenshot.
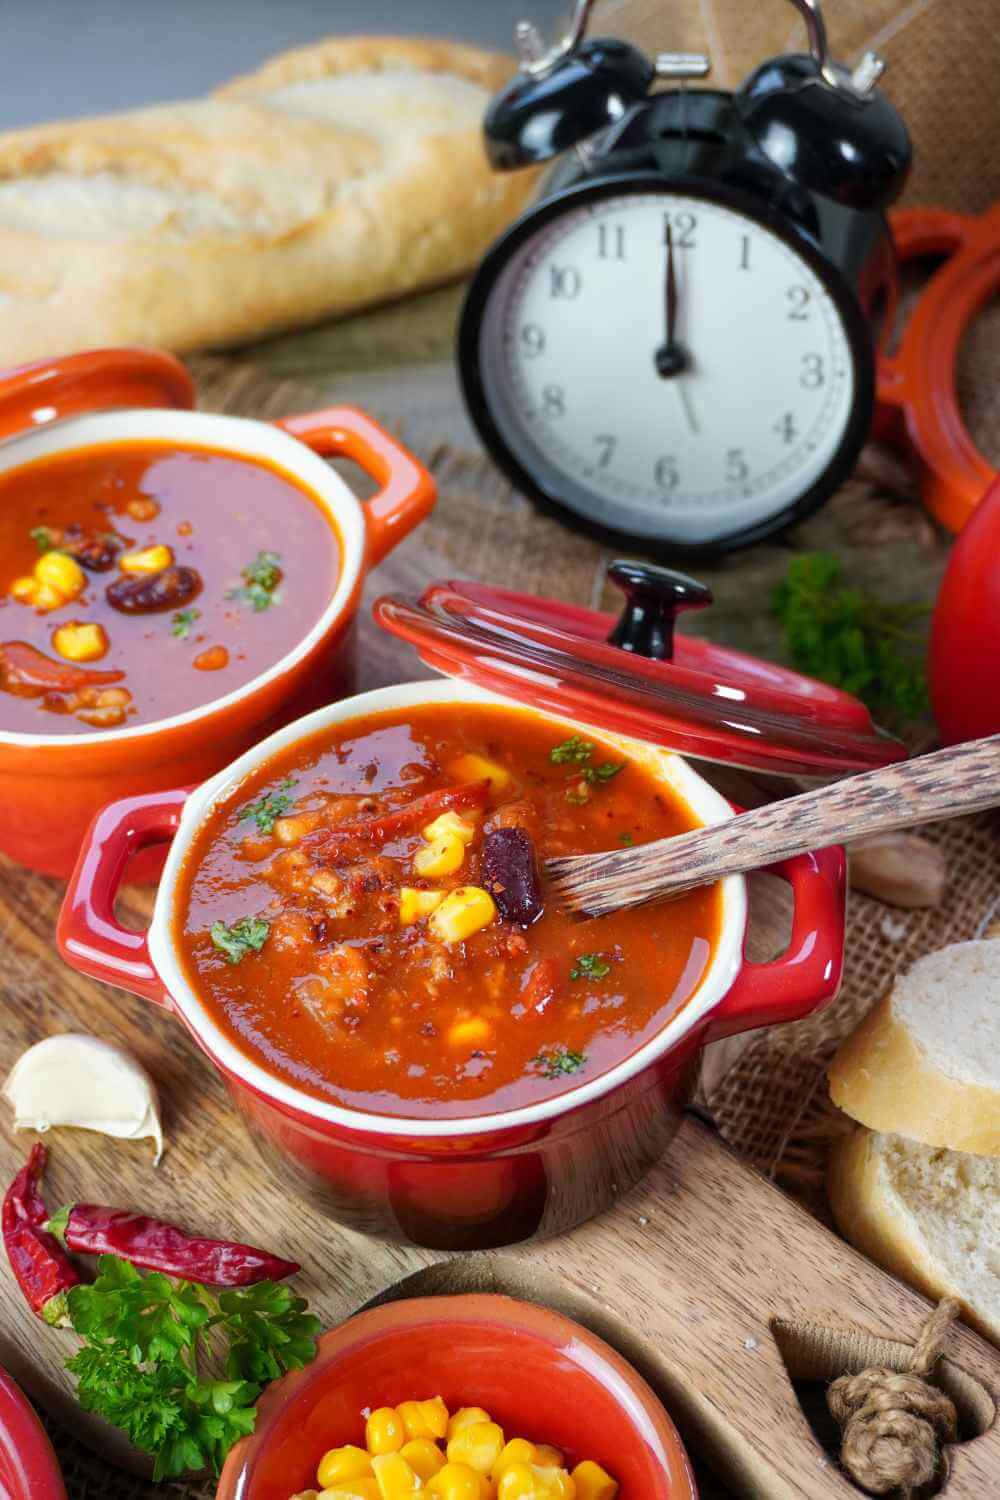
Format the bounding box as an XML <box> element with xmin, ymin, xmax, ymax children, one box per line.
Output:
<box><xmin>276</xmin><ymin>406</ymin><xmax>436</xmax><ymax>567</ymax></box>
<box><xmin>876</xmin><ymin>205</ymin><xmax>1000</xmax><ymax>534</ymax></box>
<box><xmin>0</xmin><ymin>348</ymin><xmax>196</xmax><ymax>441</ymax></box>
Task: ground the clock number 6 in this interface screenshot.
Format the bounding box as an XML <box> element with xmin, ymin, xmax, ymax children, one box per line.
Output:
<box><xmin>654</xmin><ymin>455</ymin><xmax>680</xmax><ymax>492</ymax></box>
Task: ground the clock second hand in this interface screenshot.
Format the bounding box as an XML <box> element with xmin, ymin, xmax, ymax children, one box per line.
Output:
<box><xmin>677</xmin><ymin>378</ymin><xmax>700</xmax><ymax>435</ymax></box>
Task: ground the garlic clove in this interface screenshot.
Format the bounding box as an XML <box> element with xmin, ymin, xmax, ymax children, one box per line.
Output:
<box><xmin>2</xmin><ymin>1033</ymin><xmax>163</xmax><ymax>1163</ymax></box>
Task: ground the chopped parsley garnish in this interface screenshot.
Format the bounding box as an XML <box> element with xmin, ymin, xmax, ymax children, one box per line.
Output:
<box><xmin>227</xmin><ymin>551</ymin><xmax>283</xmax><ymax>613</ymax></box>
<box><xmin>170</xmin><ymin>607</ymin><xmax>200</xmax><ymax>640</ymax></box>
<box><xmin>532</xmin><ymin>1046</ymin><xmax>588</xmax><ymax>1079</ymax></box>
<box><xmin>210</xmin><ymin>916</ymin><xmax>270</xmax><ymax>964</ymax></box>
<box><xmin>65</xmin><ymin>1255</ymin><xmax>319</xmax><ymax>1480</ymax></box>
<box><xmin>30</xmin><ymin>526</ymin><xmax>54</xmax><ymax>553</ymax></box>
<box><xmin>619</xmin><ymin>832</ymin><xmax>635</xmax><ymax>845</ymax></box>
<box><xmin>550</xmin><ymin>734</ymin><xmax>595</xmax><ymax>765</ymax></box>
<box><xmin>570</xmin><ymin>952</ymin><xmax>612</xmax><ymax>982</ymax></box>
<box><xmin>550</xmin><ymin>735</ymin><xmax>624</xmax><ymax>802</ymax></box>
<box><xmin>241</xmin><ymin>778</ymin><xmax>296</xmax><ymax>835</ymax></box>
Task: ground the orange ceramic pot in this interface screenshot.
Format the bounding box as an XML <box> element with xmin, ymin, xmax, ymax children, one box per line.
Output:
<box><xmin>215</xmin><ymin>1294</ymin><xmax>698</xmax><ymax>1500</ymax></box>
<box><xmin>0</xmin><ymin>350</ymin><xmax>435</xmax><ymax>878</ymax></box>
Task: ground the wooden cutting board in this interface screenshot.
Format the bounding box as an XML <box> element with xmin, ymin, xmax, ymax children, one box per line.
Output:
<box><xmin>3</xmin><ymin>861</ymin><xmax>1000</xmax><ymax>1497</ymax></box>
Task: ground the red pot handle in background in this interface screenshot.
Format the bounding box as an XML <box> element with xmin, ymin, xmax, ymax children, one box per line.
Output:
<box><xmin>57</xmin><ymin>789</ymin><xmax>189</xmax><ymax>1007</ymax></box>
<box><xmin>704</xmin><ymin>844</ymin><xmax>846</xmax><ymax>1043</ymax></box>
<box><xmin>0</xmin><ymin>348</ymin><xmax>195</xmax><ymax>441</ymax></box>
<box><xmin>276</xmin><ymin>406</ymin><xmax>436</xmax><ymax>568</ymax></box>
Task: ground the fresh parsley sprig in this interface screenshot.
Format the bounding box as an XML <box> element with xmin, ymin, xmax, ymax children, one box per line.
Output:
<box><xmin>210</xmin><ymin>916</ymin><xmax>270</xmax><ymax>964</ymax></box>
<box><xmin>227</xmin><ymin>551</ymin><xmax>283</xmax><ymax>613</ymax></box>
<box><xmin>531</xmin><ymin>1046</ymin><xmax>588</xmax><ymax>1079</ymax></box>
<box><xmin>171</xmin><ymin>608</ymin><xmax>200</xmax><ymax>640</ymax></box>
<box><xmin>550</xmin><ymin>737</ymin><xmax>624</xmax><ymax>804</ymax></box>
<box><xmin>64</xmin><ymin>1256</ymin><xmax>319</xmax><ymax>1480</ymax></box>
<box><xmin>570</xmin><ymin>952</ymin><xmax>611</xmax><ymax>982</ymax></box>
<box><xmin>771</xmin><ymin>552</ymin><xmax>929</xmax><ymax>721</ymax></box>
<box><xmin>241</xmin><ymin>778</ymin><xmax>297</xmax><ymax>835</ymax></box>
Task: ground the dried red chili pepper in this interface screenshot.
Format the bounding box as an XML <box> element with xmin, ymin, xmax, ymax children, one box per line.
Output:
<box><xmin>0</xmin><ymin>641</ymin><xmax>124</xmax><ymax>699</ymax></box>
<box><xmin>310</xmin><ymin>781</ymin><xmax>490</xmax><ymax>856</ymax></box>
<box><xmin>3</xmin><ymin>1145</ymin><xmax>81</xmax><ymax>1326</ymax></box>
<box><xmin>46</xmin><ymin>1205</ymin><xmax>299</xmax><ymax>1287</ymax></box>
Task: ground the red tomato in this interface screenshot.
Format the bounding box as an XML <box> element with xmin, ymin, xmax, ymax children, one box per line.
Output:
<box><xmin>930</xmin><ymin>475</ymin><xmax>1000</xmax><ymax>743</ymax></box>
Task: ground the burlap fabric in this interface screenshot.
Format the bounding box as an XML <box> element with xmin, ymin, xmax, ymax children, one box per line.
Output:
<box><xmin>30</xmin><ymin>2</ymin><xmax>1000</xmax><ymax>1494</ymax></box>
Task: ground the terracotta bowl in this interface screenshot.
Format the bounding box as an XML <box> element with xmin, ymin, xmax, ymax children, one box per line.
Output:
<box><xmin>0</xmin><ymin>349</ymin><xmax>434</xmax><ymax>877</ymax></box>
<box><xmin>216</xmin><ymin>1294</ymin><xmax>698</xmax><ymax>1500</ymax></box>
<box><xmin>0</xmin><ymin>1369</ymin><xmax>66</xmax><ymax>1500</ymax></box>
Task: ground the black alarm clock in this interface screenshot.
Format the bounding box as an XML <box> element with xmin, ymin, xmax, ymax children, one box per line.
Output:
<box><xmin>458</xmin><ymin>0</ymin><xmax>911</xmax><ymax>555</ymax></box>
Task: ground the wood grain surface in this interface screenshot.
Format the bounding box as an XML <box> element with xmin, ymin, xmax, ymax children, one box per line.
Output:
<box><xmin>549</xmin><ymin>732</ymin><xmax>1000</xmax><ymax>915</ymax></box>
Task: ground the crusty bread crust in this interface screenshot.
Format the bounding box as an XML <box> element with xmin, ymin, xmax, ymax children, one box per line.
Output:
<box><xmin>828</xmin><ymin>993</ymin><xmax>1000</xmax><ymax>1155</ymax></box>
<box><xmin>0</xmin><ymin>37</ymin><xmax>536</xmax><ymax>361</ymax></box>
<box><xmin>827</xmin><ymin>1126</ymin><xmax>1000</xmax><ymax>1344</ymax></box>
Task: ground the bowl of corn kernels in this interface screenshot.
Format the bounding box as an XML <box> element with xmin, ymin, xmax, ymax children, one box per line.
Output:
<box><xmin>215</xmin><ymin>1294</ymin><xmax>696</xmax><ymax>1500</ymax></box>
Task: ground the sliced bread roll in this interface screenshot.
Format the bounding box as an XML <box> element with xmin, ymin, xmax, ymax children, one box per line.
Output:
<box><xmin>0</xmin><ymin>37</ymin><xmax>535</xmax><ymax>361</ymax></box>
<box><xmin>829</xmin><ymin>939</ymin><xmax>1000</xmax><ymax>1155</ymax></box>
<box><xmin>828</xmin><ymin>1126</ymin><xmax>1000</xmax><ymax>1344</ymax></box>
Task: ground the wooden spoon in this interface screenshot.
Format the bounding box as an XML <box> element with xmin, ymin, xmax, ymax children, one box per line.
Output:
<box><xmin>545</xmin><ymin>731</ymin><xmax>1000</xmax><ymax>918</ymax></box>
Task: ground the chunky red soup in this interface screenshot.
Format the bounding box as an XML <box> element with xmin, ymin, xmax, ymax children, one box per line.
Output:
<box><xmin>0</xmin><ymin>441</ymin><xmax>340</xmax><ymax>732</ymax></box>
<box><xmin>175</xmin><ymin>703</ymin><xmax>722</xmax><ymax>1119</ymax></box>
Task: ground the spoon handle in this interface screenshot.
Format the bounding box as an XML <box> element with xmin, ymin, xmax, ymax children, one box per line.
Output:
<box><xmin>546</xmin><ymin>732</ymin><xmax>1000</xmax><ymax>918</ymax></box>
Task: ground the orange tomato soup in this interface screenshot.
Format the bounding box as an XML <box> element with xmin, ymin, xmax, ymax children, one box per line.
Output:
<box><xmin>174</xmin><ymin>703</ymin><xmax>722</xmax><ymax>1119</ymax></box>
<box><xmin>0</xmin><ymin>441</ymin><xmax>340</xmax><ymax>733</ymax></box>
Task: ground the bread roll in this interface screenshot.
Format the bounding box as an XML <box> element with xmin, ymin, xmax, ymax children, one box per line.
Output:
<box><xmin>829</xmin><ymin>939</ymin><xmax>1000</xmax><ymax>1155</ymax></box>
<box><xmin>828</xmin><ymin>1126</ymin><xmax>1000</xmax><ymax>1344</ymax></box>
<box><xmin>0</xmin><ymin>37</ymin><xmax>536</xmax><ymax>361</ymax></box>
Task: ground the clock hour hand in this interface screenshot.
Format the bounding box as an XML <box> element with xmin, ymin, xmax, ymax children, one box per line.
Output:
<box><xmin>654</xmin><ymin>222</ymin><xmax>689</xmax><ymax>379</ymax></box>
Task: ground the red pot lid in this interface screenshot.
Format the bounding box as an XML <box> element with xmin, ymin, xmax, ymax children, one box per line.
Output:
<box><xmin>373</xmin><ymin>561</ymin><xmax>906</xmax><ymax>778</ymax></box>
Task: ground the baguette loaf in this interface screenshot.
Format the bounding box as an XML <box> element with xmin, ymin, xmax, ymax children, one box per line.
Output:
<box><xmin>828</xmin><ymin>1126</ymin><xmax>1000</xmax><ymax>1344</ymax></box>
<box><xmin>0</xmin><ymin>37</ymin><xmax>535</xmax><ymax>361</ymax></box>
<box><xmin>828</xmin><ymin>939</ymin><xmax>1000</xmax><ymax>1155</ymax></box>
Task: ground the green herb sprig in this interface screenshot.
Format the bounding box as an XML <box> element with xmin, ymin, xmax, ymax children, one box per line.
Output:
<box><xmin>550</xmin><ymin>736</ymin><xmax>624</xmax><ymax>803</ymax></box>
<box><xmin>570</xmin><ymin>952</ymin><xmax>611</xmax><ymax>982</ymax></box>
<box><xmin>531</xmin><ymin>1046</ymin><xmax>588</xmax><ymax>1079</ymax></box>
<box><xmin>210</xmin><ymin>916</ymin><xmax>270</xmax><ymax>964</ymax></box>
<box><xmin>29</xmin><ymin>526</ymin><xmax>54</xmax><ymax>554</ymax></box>
<box><xmin>171</xmin><ymin>608</ymin><xmax>201</xmax><ymax>640</ymax></box>
<box><xmin>771</xmin><ymin>553</ymin><xmax>929</xmax><ymax>721</ymax></box>
<box><xmin>227</xmin><ymin>552</ymin><xmax>283</xmax><ymax>613</ymax></box>
<box><xmin>241</xmin><ymin>778</ymin><xmax>297</xmax><ymax>835</ymax></box>
<box><xmin>65</xmin><ymin>1256</ymin><xmax>319</xmax><ymax>1480</ymax></box>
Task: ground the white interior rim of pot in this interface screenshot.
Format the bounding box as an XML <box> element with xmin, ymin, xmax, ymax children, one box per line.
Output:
<box><xmin>0</xmin><ymin>408</ymin><xmax>366</xmax><ymax>749</ymax></box>
<box><xmin>149</xmin><ymin>679</ymin><xmax>748</xmax><ymax>1139</ymax></box>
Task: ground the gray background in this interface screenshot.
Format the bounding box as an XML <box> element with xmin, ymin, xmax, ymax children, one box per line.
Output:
<box><xmin>1</xmin><ymin>1</ymin><xmax>566</xmax><ymax>129</ymax></box>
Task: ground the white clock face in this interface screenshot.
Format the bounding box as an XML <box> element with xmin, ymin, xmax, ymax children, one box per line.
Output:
<box><xmin>476</xmin><ymin>190</ymin><xmax>859</xmax><ymax>546</ymax></box>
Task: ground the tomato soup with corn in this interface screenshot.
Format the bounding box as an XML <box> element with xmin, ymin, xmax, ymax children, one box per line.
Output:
<box><xmin>174</xmin><ymin>702</ymin><xmax>721</xmax><ymax>1120</ymax></box>
<box><xmin>0</xmin><ymin>441</ymin><xmax>339</xmax><ymax>732</ymax></box>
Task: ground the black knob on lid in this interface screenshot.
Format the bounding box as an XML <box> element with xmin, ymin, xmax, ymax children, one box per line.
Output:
<box><xmin>607</xmin><ymin>560</ymin><xmax>713</xmax><ymax>660</ymax></box>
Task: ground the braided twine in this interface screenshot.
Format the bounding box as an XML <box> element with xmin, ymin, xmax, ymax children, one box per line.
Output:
<box><xmin>827</xmin><ymin>1299</ymin><xmax>961</xmax><ymax>1497</ymax></box>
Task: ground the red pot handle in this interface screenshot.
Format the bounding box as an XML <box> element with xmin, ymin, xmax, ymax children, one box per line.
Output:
<box><xmin>0</xmin><ymin>347</ymin><xmax>195</xmax><ymax>441</ymax></box>
<box><xmin>275</xmin><ymin>406</ymin><xmax>435</xmax><ymax>568</ymax></box>
<box><xmin>704</xmin><ymin>844</ymin><xmax>846</xmax><ymax>1042</ymax></box>
<box><xmin>57</xmin><ymin>788</ymin><xmax>189</xmax><ymax>1007</ymax></box>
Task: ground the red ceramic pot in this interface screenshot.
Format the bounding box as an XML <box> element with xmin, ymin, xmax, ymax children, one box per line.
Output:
<box><xmin>215</xmin><ymin>1294</ymin><xmax>698</xmax><ymax>1500</ymax></box>
<box><xmin>0</xmin><ymin>1369</ymin><xmax>66</xmax><ymax>1500</ymax></box>
<box><xmin>59</xmin><ymin>680</ymin><xmax>846</xmax><ymax>1250</ymax></box>
<box><xmin>0</xmin><ymin>349</ymin><xmax>434</xmax><ymax>877</ymax></box>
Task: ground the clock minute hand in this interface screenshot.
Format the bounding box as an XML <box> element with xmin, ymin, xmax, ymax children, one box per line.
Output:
<box><xmin>654</xmin><ymin>222</ymin><xmax>689</xmax><ymax>379</ymax></box>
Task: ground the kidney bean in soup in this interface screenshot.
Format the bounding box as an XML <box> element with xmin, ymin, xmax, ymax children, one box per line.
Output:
<box><xmin>0</xmin><ymin>441</ymin><xmax>340</xmax><ymax>732</ymax></box>
<box><xmin>175</xmin><ymin>704</ymin><xmax>722</xmax><ymax>1120</ymax></box>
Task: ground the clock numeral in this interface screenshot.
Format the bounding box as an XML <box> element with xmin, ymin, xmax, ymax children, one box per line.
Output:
<box><xmin>774</xmin><ymin>411</ymin><xmax>797</xmax><ymax>444</ymax></box>
<box><xmin>542</xmin><ymin>383</ymin><xmax>566</xmax><ymax>417</ymax></box>
<box><xmin>663</xmin><ymin>212</ymin><xmax>697</xmax><ymax>250</ymax></box>
<box><xmin>520</xmin><ymin>323</ymin><xmax>546</xmax><ymax>359</ymax></box>
<box><xmin>800</xmin><ymin>352</ymin><xmax>826</xmax><ymax>389</ymax></box>
<box><xmin>739</xmin><ymin>234</ymin><xmax>751</xmax><ymax>271</ymax></box>
<box><xmin>787</xmin><ymin>285</ymin><xmax>811</xmax><ymax>321</ymax></box>
<box><xmin>725</xmin><ymin>447</ymin><xmax>749</xmax><ymax>483</ymax></box>
<box><xmin>597</xmin><ymin>223</ymin><xmax>626</xmax><ymax>260</ymax></box>
<box><xmin>654</xmin><ymin>455</ymin><xmax>680</xmax><ymax>492</ymax></box>
<box><xmin>594</xmin><ymin>434</ymin><xmax>617</xmax><ymax>469</ymax></box>
<box><xmin>549</xmin><ymin>265</ymin><xmax>582</xmax><ymax>299</ymax></box>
